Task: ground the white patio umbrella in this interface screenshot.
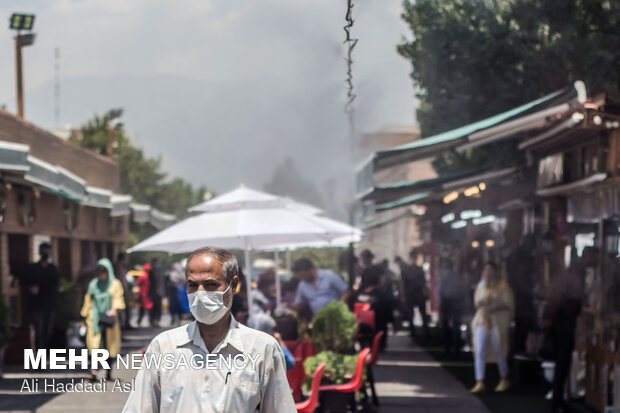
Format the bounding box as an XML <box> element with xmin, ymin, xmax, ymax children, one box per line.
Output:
<box><xmin>188</xmin><ymin>186</ymin><xmax>326</xmax><ymax>308</ymax></box>
<box><xmin>188</xmin><ymin>187</ymin><xmax>284</xmax><ymax>213</ymax></box>
<box><xmin>127</xmin><ymin>205</ymin><xmax>357</xmax><ymax>309</ymax></box>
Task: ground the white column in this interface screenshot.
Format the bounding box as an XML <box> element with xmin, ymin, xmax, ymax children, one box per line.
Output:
<box><xmin>286</xmin><ymin>249</ymin><xmax>292</xmax><ymax>274</ymax></box>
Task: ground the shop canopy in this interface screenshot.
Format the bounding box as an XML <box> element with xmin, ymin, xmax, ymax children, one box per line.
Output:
<box><xmin>370</xmin><ymin>166</ymin><xmax>518</xmax><ymax>212</ymax></box>
<box><xmin>364</xmin><ymin>166</ymin><xmax>516</xmax><ymax>204</ymax></box>
<box><xmin>0</xmin><ymin>140</ymin><xmax>175</xmax><ymax>228</ymax></box>
<box><xmin>357</xmin><ymin>82</ymin><xmax>586</xmax><ymax>198</ymax></box>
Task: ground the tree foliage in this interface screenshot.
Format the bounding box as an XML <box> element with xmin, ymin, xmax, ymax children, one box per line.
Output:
<box><xmin>398</xmin><ymin>0</ymin><xmax>620</xmax><ymax>173</ymax></box>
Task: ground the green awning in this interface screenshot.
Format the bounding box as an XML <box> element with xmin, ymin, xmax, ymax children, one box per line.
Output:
<box><xmin>375</xmin><ymin>192</ymin><xmax>431</xmax><ymax>212</ymax></box>
<box><xmin>363</xmin><ymin>167</ymin><xmax>486</xmax><ymax>203</ymax></box>
<box><xmin>371</xmin><ymin>87</ymin><xmax>573</xmax><ymax>171</ymax></box>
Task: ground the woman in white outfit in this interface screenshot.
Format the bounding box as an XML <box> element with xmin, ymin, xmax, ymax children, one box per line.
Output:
<box><xmin>470</xmin><ymin>261</ymin><xmax>514</xmax><ymax>394</ymax></box>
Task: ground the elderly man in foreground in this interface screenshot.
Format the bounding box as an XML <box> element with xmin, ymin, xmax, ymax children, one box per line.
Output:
<box><xmin>123</xmin><ymin>247</ymin><xmax>296</xmax><ymax>413</ymax></box>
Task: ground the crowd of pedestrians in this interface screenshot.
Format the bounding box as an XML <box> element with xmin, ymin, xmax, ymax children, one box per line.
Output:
<box><xmin>20</xmin><ymin>238</ymin><xmax>596</xmax><ymax>413</ymax></box>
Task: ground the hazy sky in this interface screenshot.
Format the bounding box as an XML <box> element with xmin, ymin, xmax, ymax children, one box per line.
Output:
<box><xmin>0</xmin><ymin>0</ymin><xmax>416</xmax><ymax>208</ymax></box>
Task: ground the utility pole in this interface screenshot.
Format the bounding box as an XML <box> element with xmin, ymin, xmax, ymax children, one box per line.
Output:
<box><xmin>15</xmin><ymin>33</ymin><xmax>23</xmax><ymax>119</ymax></box>
<box><xmin>9</xmin><ymin>13</ymin><xmax>36</xmax><ymax>120</ymax></box>
<box><xmin>343</xmin><ymin>0</ymin><xmax>358</xmax><ymax>289</ymax></box>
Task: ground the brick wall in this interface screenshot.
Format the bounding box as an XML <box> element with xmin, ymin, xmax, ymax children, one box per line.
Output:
<box><xmin>0</xmin><ymin>110</ymin><xmax>120</xmax><ymax>192</ymax></box>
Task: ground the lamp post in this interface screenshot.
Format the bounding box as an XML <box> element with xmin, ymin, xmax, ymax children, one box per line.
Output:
<box><xmin>106</xmin><ymin>109</ymin><xmax>123</xmax><ymax>158</ymax></box>
<box><xmin>9</xmin><ymin>13</ymin><xmax>36</xmax><ymax>119</ymax></box>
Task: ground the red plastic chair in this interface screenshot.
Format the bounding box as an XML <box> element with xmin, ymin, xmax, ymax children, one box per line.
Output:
<box><xmin>364</xmin><ymin>331</ymin><xmax>384</xmax><ymax>406</ymax></box>
<box><xmin>319</xmin><ymin>347</ymin><xmax>371</xmax><ymax>393</ymax></box>
<box><xmin>366</xmin><ymin>330</ymin><xmax>384</xmax><ymax>367</ymax></box>
<box><xmin>287</xmin><ymin>361</ymin><xmax>305</xmax><ymax>402</ymax></box>
<box><xmin>295</xmin><ymin>362</ymin><xmax>326</xmax><ymax>413</ymax></box>
<box><xmin>356</xmin><ymin>309</ymin><xmax>375</xmax><ymax>329</ymax></box>
<box><xmin>353</xmin><ymin>302</ymin><xmax>371</xmax><ymax>318</ymax></box>
<box><xmin>286</xmin><ymin>340</ymin><xmax>318</xmax><ymax>402</ymax></box>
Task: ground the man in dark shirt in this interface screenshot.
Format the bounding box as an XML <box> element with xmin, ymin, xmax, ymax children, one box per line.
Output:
<box><xmin>25</xmin><ymin>243</ymin><xmax>59</xmax><ymax>350</ymax></box>
<box><xmin>506</xmin><ymin>235</ymin><xmax>536</xmax><ymax>355</ymax></box>
<box><xmin>545</xmin><ymin>247</ymin><xmax>598</xmax><ymax>413</ymax></box>
<box><xmin>397</xmin><ymin>249</ymin><xmax>429</xmax><ymax>340</ymax></box>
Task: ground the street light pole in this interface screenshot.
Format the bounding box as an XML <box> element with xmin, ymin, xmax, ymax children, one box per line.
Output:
<box><xmin>9</xmin><ymin>13</ymin><xmax>36</xmax><ymax>120</ymax></box>
<box><xmin>15</xmin><ymin>32</ymin><xmax>23</xmax><ymax>119</ymax></box>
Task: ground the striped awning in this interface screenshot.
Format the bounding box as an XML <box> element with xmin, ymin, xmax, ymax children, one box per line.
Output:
<box><xmin>0</xmin><ymin>141</ymin><xmax>29</xmax><ymax>172</ymax></box>
<box><xmin>111</xmin><ymin>194</ymin><xmax>132</xmax><ymax>217</ymax></box>
<box><xmin>55</xmin><ymin>166</ymin><xmax>87</xmax><ymax>201</ymax></box>
<box><xmin>84</xmin><ymin>186</ymin><xmax>113</xmax><ymax>209</ymax></box>
<box><xmin>130</xmin><ymin>203</ymin><xmax>176</xmax><ymax>228</ymax></box>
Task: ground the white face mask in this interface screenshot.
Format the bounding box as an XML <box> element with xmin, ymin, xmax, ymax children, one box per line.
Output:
<box><xmin>188</xmin><ymin>285</ymin><xmax>231</xmax><ymax>325</ymax></box>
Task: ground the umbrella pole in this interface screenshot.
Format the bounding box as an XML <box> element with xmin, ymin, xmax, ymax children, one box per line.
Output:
<box><xmin>245</xmin><ymin>248</ymin><xmax>252</xmax><ymax>316</ymax></box>
<box><xmin>286</xmin><ymin>249</ymin><xmax>292</xmax><ymax>274</ymax></box>
<box><xmin>274</xmin><ymin>250</ymin><xmax>281</xmax><ymax>310</ymax></box>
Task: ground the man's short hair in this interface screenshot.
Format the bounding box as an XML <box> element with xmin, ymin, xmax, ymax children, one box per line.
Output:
<box><xmin>360</xmin><ymin>249</ymin><xmax>374</xmax><ymax>259</ymax></box>
<box><xmin>117</xmin><ymin>252</ymin><xmax>126</xmax><ymax>261</ymax></box>
<box><xmin>185</xmin><ymin>247</ymin><xmax>239</xmax><ymax>283</ymax></box>
<box><xmin>39</xmin><ymin>242</ymin><xmax>51</xmax><ymax>253</ymax></box>
<box><xmin>257</xmin><ymin>270</ymin><xmax>276</xmax><ymax>291</ymax></box>
<box><xmin>292</xmin><ymin>258</ymin><xmax>315</xmax><ymax>273</ymax></box>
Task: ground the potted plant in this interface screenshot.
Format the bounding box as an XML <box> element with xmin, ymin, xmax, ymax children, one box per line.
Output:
<box><xmin>0</xmin><ymin>294</ymin><xmax>14</xmax><ymax>378</ymax></box>
<box><xmin>303</xmin><ymin>301</ymin><xmax>359</xmax><ymax>411</ymax></box>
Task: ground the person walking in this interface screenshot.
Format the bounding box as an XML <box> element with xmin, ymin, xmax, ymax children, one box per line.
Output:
<box><xmin>506</xmin><ymin>235</ymin><xmax>536</xmax><ymax>355</ymax></box>
<box><xmin>80</xmin><ymin>258</ymin><xmax>125</xmax><ymax>381</ymax></box>
<box><xmin>114</xmin><ymin>252</ymin><xmax>133</xmax><ymax>330</ymax></box>
<box><xmin>438</xmin><ymin>257</ymin><xmax>466</xmax><ymax>357</ymax></box>
<box><xmin>136</xmin><ymin>264</ymin><xmax>153</xmax><ymax>327</ymax></box>
<box><xmin>544</xmin><ymin>247</ymin><xmax>597</xmax><ymax>413</ymax></box>
<box><xmin>25</xmin><ymin>243</ymin><xmax>59</xmax><ymax>350</ymax></box>
<box><xmin>122</xmin><ymin>247</ymin><xmax>295</xmax><ymax>412</ymax></box>
<box><xmin>470</xmin><ymin>261</ymin><xmax>514</xmax><ymax>394</ymax></box>
<box><xmin>166</xmin><ymin>263</ymin><xmax>185</xmax><ymax>326</ymax></box>
<box><xmin>398</xmin><ymin>249</ymin><xmax>430</xmax><ymax>341</ymax></box>
<box><xmin>148</xmin><ymin>258</ymin><xmax>165</xmax><ymax>327</ymax></box>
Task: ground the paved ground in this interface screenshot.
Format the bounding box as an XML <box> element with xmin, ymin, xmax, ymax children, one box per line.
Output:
<box><xmin>372</xmin><ymin>333</ymin><xmax>489</xmax><ymax>413</ymax></box>
<box><xmin>0</xmin><ymin>320</ymin><xmax>490</xmax><ymax>413</ymax></box>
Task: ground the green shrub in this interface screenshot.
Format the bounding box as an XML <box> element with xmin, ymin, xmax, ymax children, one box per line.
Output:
<box><xmin>303</xmin><ymin>351</ymin><xmax>357</xmax><ymax>386</ymax></box>
<box><xmin>310</xmin><ymin>301</ymin><xmax>356</xmax><ymax>353</ymax></box>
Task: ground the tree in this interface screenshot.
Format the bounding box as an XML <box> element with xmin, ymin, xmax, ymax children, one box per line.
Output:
<box><xmin>398</xmin><ymin>0</ymin><xmax>620</xmax><ymax>173</ymax></box>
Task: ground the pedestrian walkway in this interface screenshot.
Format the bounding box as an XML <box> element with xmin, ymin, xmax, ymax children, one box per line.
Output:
<box><xmin>0</xmin><ymin>326</ymin><xmax>163</xmax><ymax>413</ymax></box>
<box><xmin>373</xmin><ymin>332</ymin><xmax>489</xmax><ymax>413</ymax></box>
<box><xmin>0</xmin><ymin>328</ymin><xmax>490</xmax><ymax>412</ymax></box>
